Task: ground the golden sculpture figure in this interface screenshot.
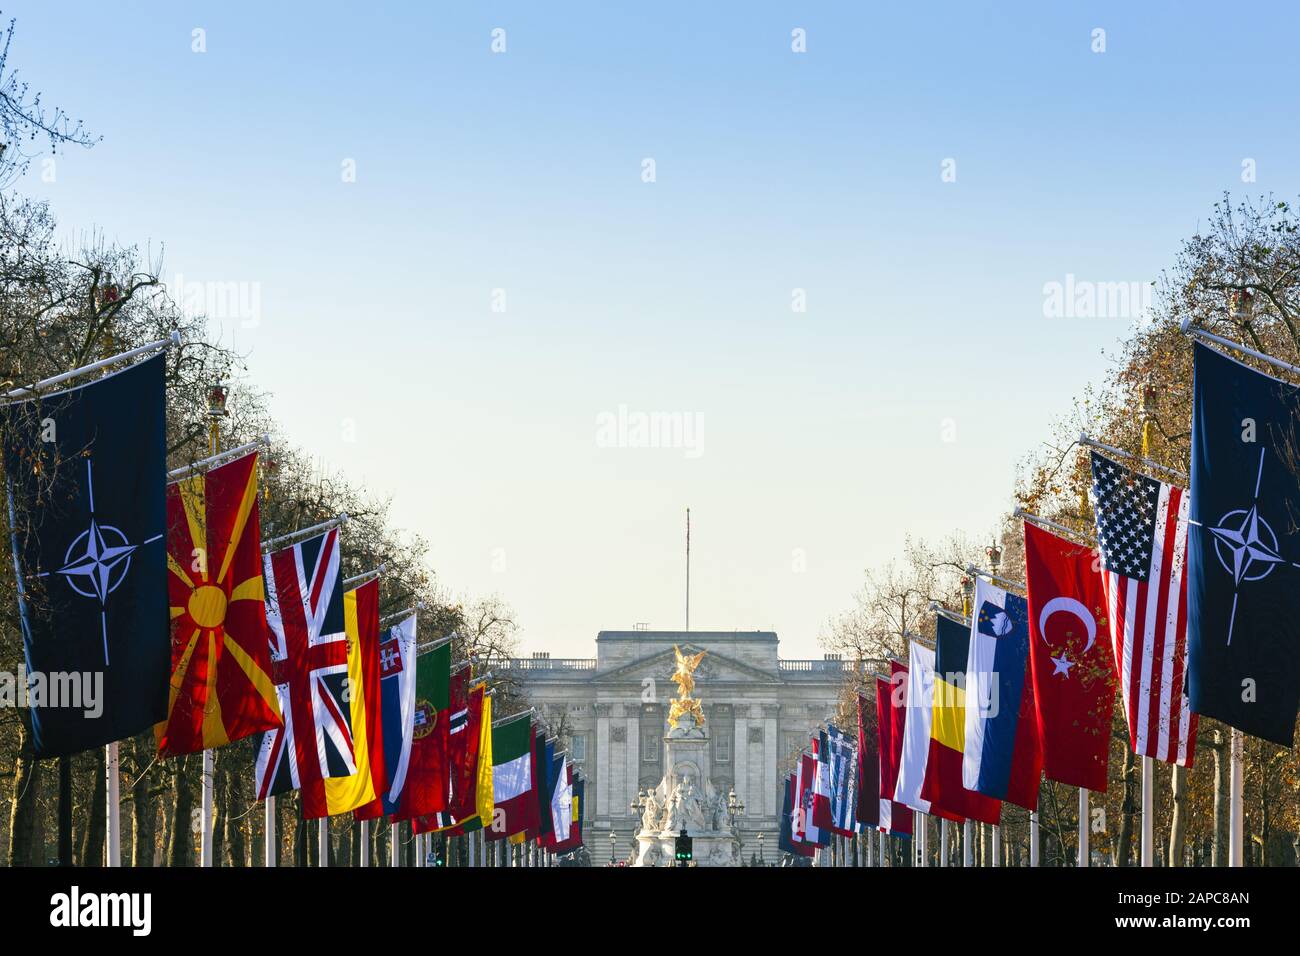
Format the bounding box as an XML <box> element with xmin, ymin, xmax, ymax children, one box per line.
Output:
<box><xmin>668</xmin><ymin>645</ymin><xmax>707</xmax><ymax>729</ymax></box>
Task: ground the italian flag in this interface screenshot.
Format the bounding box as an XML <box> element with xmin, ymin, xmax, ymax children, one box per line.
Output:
<box><xmin>485</xmin><ymin>713</ymin><xmax>538</xmax><ymax>841</ymax></box>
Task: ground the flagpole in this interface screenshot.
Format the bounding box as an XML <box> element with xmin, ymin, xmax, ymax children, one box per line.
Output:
<box><xmin>1141</xmin><ymin>755</ymin><xmax>1154</xmax><ymax>866</ymax></box>
<box><xmin>2</xmin><ymin>330</ymin><xmax>180</xmax><ymax>400</ymax></box>
<box><xmin>105</xmin><ymin>741</ymin><xmax>120</xmax><ymax>867</ymax></box>
<box><xmin>1029</xmin><ymin>811</ymin><xmax>1039</xmax><ymax>867</ymax></box>
<box><xmin>1078</xmin><ymin>788</ymin><xmax>1089</xmax><ymax>866</ymax></box>
<box><xmin>265</xmin><ymin>797</ymin><xmax>276</xmax><ymax>867</ymax></box>
<box><xmin>962</xmin><ymin>819</ymin><xmax>972</xmax><ymax>866</ymax></box>
<box><xmin>199</xmin><ymin>383</ymin><xmax>225</xmax><ymax>870</ymax></box>
<box><xmin>390</xmin><ymin>823</ymin><xmax>400</xmax><ymax>867</ymax></box>
<box><xmin>1229</xmin><ymin>729</ymin><xmax>1244</xmax><ymax>866</ymax></box>
<box><xmin>917</xmin><ymin>813</ymin><xmax>927</xmax><ymax>867</ymax></box>
<box><xmin>319</xmin><ymin>818</ymin><xmax>329</xmax><ymax>867</ymax></box>
<box><xmin>360</xmin><ymin>820</ymin><xmax>370</xmax><ymax>867</ymax></box>
<box><xmin>991</xmin><ymin>824</ymin><xmax>1000</xmax><ymax>867</ymax></box>
<box><xmin>262</xmin><ymin>513</ymin><xmax>349</xmax><ymax>552</ymax></box>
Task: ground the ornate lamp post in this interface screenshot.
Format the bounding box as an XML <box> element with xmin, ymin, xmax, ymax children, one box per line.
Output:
<box><xmin>726</xmin><ymin>787</ymin><xmax>745</xmax><ymax>863</ymax></box>
<box><xmin>630</xmin><ymin>788</ymin><xmax>649</xmax><ymax>836</ymax></box>
<box><xmin>757</xmin><ymin>830</ymin><xmax>765</xmax><ymax>866</ymax></box>
<box><xmin>608</xmin><ymin>828</ymin><xmax>617</xmax><ymax>865</ymax></box>
<box><xmin>985</xmin><ymin>540</ymin><xmax>1002</xmax><ymax>575</ymax></box>
<box><xmin>1229</xmin><ymin>288</ymin><xmax>1255</xmax><ymax>325</ymax></box>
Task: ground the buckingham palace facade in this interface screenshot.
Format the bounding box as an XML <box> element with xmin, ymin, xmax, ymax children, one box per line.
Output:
<box><xmin>500</xmin><ymin>630</ymin><xmax>849</xmax><ymax>862</ymax></box>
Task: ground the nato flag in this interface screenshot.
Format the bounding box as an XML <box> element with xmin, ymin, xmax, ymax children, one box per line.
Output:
<box><xmin>1</xmin><ymin>355</ymin><xmax>169</xmax><ymax>757</ymax></box>
<box><xmin>1188</xmin><ymin>342</ymin><xmax>1300</xmax><ymax>746</ymax></box>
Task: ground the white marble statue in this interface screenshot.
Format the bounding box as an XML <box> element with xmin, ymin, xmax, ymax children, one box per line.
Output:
<box><xmin>666</xmin><ymin>772</ymin><xmax>708</xmax><ymax>833</ymax></box>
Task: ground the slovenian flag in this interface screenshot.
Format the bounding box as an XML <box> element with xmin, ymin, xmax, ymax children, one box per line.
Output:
<box><xmin>962</xmin><ymin>578</ymin><xmax>1043</xmax><ymax>810</ymax></box>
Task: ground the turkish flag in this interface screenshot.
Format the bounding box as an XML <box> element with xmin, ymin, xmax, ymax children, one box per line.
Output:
<box><xmin>1024</xmin><ymin>522</ymin><xmax>1116</xmax><ymax>792</ymax></box>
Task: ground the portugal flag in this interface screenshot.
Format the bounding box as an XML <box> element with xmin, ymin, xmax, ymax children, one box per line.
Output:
<box><xmin>393</xmin><ymin>638</ymin><xmax>451</xmax><ymax>820</ymax></box>
<box><xmin>158</xmin><ymin>452</ymin><xmax>281</xmax><ymax>755</ymax></box>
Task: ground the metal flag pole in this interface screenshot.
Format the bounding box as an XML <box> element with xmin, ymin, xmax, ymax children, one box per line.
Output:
<box><xmin>1229</xmin><ymin>729</ymin><xmax>1244</xmax><ymax>866</ymax></box>
<box><xmin>1078</xmin><ymin>788</ymin><xmax>1090</xmax><ymax>866</ymax></box>
<box><xmin>343</xmin><ymin>564</ymin><xmax>385</xmax><ymax>588</ymax></box>
<box><xmin>1029</xmin><ymin>811</ymin><xmax>1040</xmax><ymax>867</ymax></box>
<box><xmin>917</xmin><ymin>813</ymin><xmax>927</xmax><ymax>867</ymax></box>
<box><xmin>1078</xmin><ymin>431</ymin><xmax>1187</xmax><ymax>482</ymax></box>
<box><xmin>1141</xmin><ymin>755</ymin><xmax>1155</xmax><ymax>866</ymax></box>
<box><xmin>262</xmin><ymin>513</ymin><xmax>349</xmax><ymax>553</ymax></box>
<box><xmin>938</xmin><ymin>817</ymin><xmax>948</xmax><ymax>867</ymax></box>
<box><xmin>3</xmin><ymin>330</ymin><xmax>180</xmax><ymax>400</ymax></box>
<box><xmin>991</xmin><ymin>824</ymin><xmax>1000</xmax><ymax>867</ymax></box>
<box><xmin>105</xmin><ymin>741</ymin><xmax>120</xmax><ymax>867</ymax></box>
<box><xmin>962</xmin><ymin>819</ymin><xmax>972</xmax><ymax>866</ymax></box>
<box><xmin>166</xmin><ymin>435</ymin><xmax>268</xmax><ymax>481</ymax></box>
<box><xmin>360</xmin><ymin>820</ymin><xmax>370</xmax><ymax>867</ymax></box>
<box><xmin>391</xmin><ymin>823</ymin><xmax>400</xmax><ymax>867</ymax></box>
<box><xmin>685</xmin><ymin>507</ymin><xmax>690</xmax><ymax>632</ymax></box>
<box><xmin>265</xmin><ymin>796</ymin><xmax>276</xmax><ymax>867</ymax></box>
<box><xmin>200</xmin><ymin>384</ymin><xmax>226</xmax><ymax>869</ymax></box>
<box><xmin>319</xmin><ymin>818</ymin><xmax>329</xmax><ymax>867</ymax></box>
<box><xmin>877</xmin><ymin>829</ymin><xmax>886</xmax><ymax>867</ymax></box>
<box><xmin>1181</xmin><ymin>317</ymin><xmax>1300</xmax><ymax>379</ymax></box>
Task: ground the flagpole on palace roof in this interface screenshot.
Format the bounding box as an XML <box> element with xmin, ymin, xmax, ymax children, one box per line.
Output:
<box><xmin>2</xmin><ymin>330</ymin><xmax>180</xmax><ymax>400</ymax></box>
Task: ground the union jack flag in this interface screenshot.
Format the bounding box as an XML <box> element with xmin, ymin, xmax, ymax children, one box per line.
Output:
<box><xmin>1090</xmin><ymin>451</ymin><xmax>1198</xmax><ymax>767</ymax></box>
<box><xmin>255</xmin><ymin>528</ymin><xmax>356</xmax><ymax>799</ymax></box>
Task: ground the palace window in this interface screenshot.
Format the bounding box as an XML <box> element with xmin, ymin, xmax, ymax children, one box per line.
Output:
<box><xmin>715</xmin><ymin>733</ymin><xmax>731</xmax><ymax>763</ymax></box>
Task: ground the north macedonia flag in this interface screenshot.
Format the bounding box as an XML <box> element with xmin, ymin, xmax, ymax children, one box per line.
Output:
<box><xmin>157</xmin><ymin>451</ymin><xmax>282</xmax><ymax>755</ymax></box>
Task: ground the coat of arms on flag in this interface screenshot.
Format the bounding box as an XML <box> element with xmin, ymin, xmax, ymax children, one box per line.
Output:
<box><xmin>255</xmin><ymin>528</ymin><xmax>356</xmax><ymax>800</ymax></box>
<box><xmin>158</xmin><ymin>451</ymin><xmax>282</xmax><ymax>756</ymax></box>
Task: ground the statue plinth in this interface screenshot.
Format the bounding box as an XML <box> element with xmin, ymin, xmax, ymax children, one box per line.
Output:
<box><xmin>632</xmin><ymin>720</ymin><xmax>742</xmax><ymax>868</ymax></box>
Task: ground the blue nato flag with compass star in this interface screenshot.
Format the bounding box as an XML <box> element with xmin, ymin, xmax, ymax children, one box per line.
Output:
<box><xmin>1188</xmin><ymin>342</ymin><xmax>1300</xmax><ymax>746</ymax></box>
<box><xmin>1</xmin><ymin>354</ymin><xmax>169</xmax><ymax>758</ymax></box>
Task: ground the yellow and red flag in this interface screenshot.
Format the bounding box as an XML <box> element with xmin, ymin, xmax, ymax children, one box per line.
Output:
<box><xmin>157</xmin><ymin>452</ymin><xmax>282</xmax><ymax>755</ymax></box>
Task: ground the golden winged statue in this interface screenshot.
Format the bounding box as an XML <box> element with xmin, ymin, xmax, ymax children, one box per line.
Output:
<box><xmin>668</xmin><ymin>645</ymin><xmax>707</xmax><ymax>729</ymax></box>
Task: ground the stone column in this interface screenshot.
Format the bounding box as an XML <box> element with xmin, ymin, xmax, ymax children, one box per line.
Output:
<box><xmin>595</xmin><ymin>703</ymin><xmax>611</xmax><ymax>817</ymax></box>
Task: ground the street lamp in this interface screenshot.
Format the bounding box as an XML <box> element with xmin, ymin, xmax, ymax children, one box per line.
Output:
<box><xmin>1229</xmin><ymin>288</ymin><xmax>1255</xmax><ymax>324</ymax></box>
<box><xmin>757</xmin><ymin>830</ymin><xmax>765</xmax><ymax>866</ymax></box>
<box><xmin>985</xmin><ymin>540</ymin><xmax>1002</xmax><ymax>575</ymax></box>
<box><xmin>608</xmin><ymin>828</ymin><xmax>617</xmax><ymax>865</ymax></box>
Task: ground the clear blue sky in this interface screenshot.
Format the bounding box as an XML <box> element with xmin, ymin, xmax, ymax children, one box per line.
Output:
<box><xmin>11</xmin><ymin>2</ymin><xmax>1299</xmax><ymax>658</ymax></box>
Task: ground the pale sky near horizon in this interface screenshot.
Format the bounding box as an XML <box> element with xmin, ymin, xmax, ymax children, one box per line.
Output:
<box><xmin>11</xmin><ymin>2</ymin><xmax>1300</xmax><ymax>659</ymax></box>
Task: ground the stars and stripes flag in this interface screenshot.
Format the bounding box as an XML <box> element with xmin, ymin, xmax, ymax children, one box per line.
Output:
<box><xmin>158</xmin><ymin>451</ymin><xmax>282</xmax><ymax>756</ymax></box>
<box><xmin>254</xmin><ymin>528</ymin><xmax>357</xmax><ymax>800</ymax></box>
<box><xmin>1090</xmin><ymin>450</ymin><xmax>1198</xmax><ymax>766</ymax></box>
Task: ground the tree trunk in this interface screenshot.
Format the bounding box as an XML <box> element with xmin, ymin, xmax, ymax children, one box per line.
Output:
<box><xmin>130</xmin><ymin>735</ymin><xmax>155</xmax><ymax>867</ymax></box>
<box><xmin>1116</xmin><ymin>746</ymin><xmax>1136</xmax><ymax>866</ymax></box>
<box><xmin>1168</xmin><ymin>764</ymin><xmax>1187</xmax><ymax>866</ymax></box>
<box><xmin>6</xmin><ymin>712</ymin><xmax>41</xmax><ymax>867</ymax></box>
<box><xmin>1212</xmin><ymin>729</ymin><xmax>1228</xmax><ymax>866</ymax></box>
<box><xmin>78</xmin><ymin>747</ymin><xmax>107</xmax><ymax>866</ymax></box>
<box><xmin>168</xmin><ymin>756</ymin><xmax>194</xmax><ymax>867</ymax></box>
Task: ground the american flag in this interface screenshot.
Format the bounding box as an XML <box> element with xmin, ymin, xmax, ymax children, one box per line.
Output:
<box><xmin>1090</xmin><ymin>451</ymin><xmax>1197</xmax><ymax>766</ymax></box>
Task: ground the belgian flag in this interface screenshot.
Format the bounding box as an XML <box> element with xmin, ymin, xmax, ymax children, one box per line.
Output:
<box><xmin>920</xmin><ymin>615</ymin><xmax>1001</xmax><ymax>825</ymax></box>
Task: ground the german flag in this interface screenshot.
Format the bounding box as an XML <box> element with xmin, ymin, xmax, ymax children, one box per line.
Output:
<box><xmin>920</xmin><ymin>615</ymin><xmax>1001</xmax><ymax>825</ymax></box>
<box><xmin>157</xmin><ymin>452</ymin><xmax>281</xmax><ymax>755</ymax></box>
